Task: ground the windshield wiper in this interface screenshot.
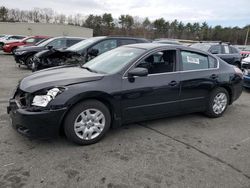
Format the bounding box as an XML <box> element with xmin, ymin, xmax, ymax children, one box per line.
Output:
<box><xmin>81</xmin><ymin>66</ymin><xmax>98</xmax><ymax>73</ymax></box>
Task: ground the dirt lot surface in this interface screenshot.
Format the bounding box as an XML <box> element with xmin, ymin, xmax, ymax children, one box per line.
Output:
<box><xmin>0</xmin><ymin>53</ymin><xmax>250</xmax><ymax>188</ymax></box>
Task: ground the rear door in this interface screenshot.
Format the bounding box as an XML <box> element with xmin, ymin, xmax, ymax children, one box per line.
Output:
<box><xmin>178</xmin><ymin>50</ymin><xmax>219</xmax><ymax>113</ymax></box>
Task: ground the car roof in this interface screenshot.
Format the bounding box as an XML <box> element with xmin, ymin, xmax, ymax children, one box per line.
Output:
<box><xmin>125</xmin><ymin>43</ymin><xmax>182</xmax><ymax>50</ymax></box>
<box><xmin>124</xmin><ymin>43</ymin><xmax>214</xmax><ymax>56</ymax></box>
<box><xmin>103</xmin><ymin>36</ymin><xmax>148</xmax><ymax>41</ymax></box>
<box><xmin>51</xmin><ymin>36</ymin><xmax>86</xmax><ymax>40</ymax></box>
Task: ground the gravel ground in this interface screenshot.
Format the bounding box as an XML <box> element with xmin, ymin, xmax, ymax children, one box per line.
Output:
<box><xmin>0</xmin><ymin>52</ymin><xmax>250</xmax><ymax>188</ymax></box>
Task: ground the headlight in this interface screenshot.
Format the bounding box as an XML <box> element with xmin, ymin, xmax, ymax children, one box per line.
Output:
<box><xmin>15</xmin><ymin>51</ymin><xmax>27</xmax><ymax>55</ymax></box>
<box><xmin>32</xmin><ymin>87</ymin><xmax>63</xmax><ymax>107</ymax></box>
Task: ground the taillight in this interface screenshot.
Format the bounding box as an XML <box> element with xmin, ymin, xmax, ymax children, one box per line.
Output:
<box><xmin>233</xmin><ymin>66</ymin><xmax>243</xmax><ymax>78</ymax></box>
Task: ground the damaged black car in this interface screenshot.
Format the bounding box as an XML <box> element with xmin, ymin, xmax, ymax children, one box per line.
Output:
<box><xmin>14</xmin><ymin>37</ymin><xmax>85</xmax><ymax>69</ymax></box>
<box><xmin>31</xmin><ymin>36</ymin><xmax>149</xmax><ymax>71</ymax></box>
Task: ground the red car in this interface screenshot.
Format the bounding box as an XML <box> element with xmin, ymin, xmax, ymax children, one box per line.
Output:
<box><xmin>3</xmin><ymin>36</ymin><xmax>49</xmax><ymax>53</ymax></box>
<box><xmin>241</xmin><ymin>51</ymin><xmax>250</xmax><ymax>58</ymax></box>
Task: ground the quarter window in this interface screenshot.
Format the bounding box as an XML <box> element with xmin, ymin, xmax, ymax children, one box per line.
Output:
<box><xmin>224</xmin><ymin>45</ymin><xmax>230</xmax><ymax>54</ymax></box>
<box><xmin>136</xmin><ymin>50</ymin><xmax>176</xmax><ymax>74</ymax></box>
<box><xmin>181</xmin><ymin>51</ymin><xmax>217</xmax><ymax>71</ymax></box>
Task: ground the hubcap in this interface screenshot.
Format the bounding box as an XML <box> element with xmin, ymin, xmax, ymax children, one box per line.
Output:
<box><xmin>74</xmin><ymin>108</ymin><xmax>105</xmax><ymax>140</ymax></box>
<box><xmin>212</xmin><ymin>92</ymin><xmax>227</xmax><ymax>115</ymax></box>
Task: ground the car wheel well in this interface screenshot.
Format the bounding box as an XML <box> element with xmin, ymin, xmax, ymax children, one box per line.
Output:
<box><xmin>220</xmin><ymin>86</ymin><xmax>232</xmax><ymax>104</ymax></box>
<box><xmin>59</xmin><ymin>97</ymin><xmax>114</xmax><ymax>135</ymax></box>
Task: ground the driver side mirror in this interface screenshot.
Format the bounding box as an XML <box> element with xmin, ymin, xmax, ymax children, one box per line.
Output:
<box><xmin>128</xmin><ymin>67</ymin><xmax>148</xmax><ymax>82</ymax></box>
<box><xmin>88</xmin><ymin>48</ymin><xmax>99</xmax><ymax>57</ymax></box>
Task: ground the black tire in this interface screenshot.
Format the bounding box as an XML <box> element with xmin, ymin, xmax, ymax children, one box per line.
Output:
<box><xmin>25</xmin><ymin>55</ymin><xmax>33</xmax><ymax>69</ymax></box>
<box><xmin>31</xmin><ymin>62</ymin><xmax>37</xmax><ymax>72</ymax></box>
<box><xmin>11</xmin><ymin>47</ymin><xmax>17</xmax><ymax>54</ymax></box>
<box><xmin>205</xmin><ymin>87</ymin><xmax>229</xmax><ymax>118</ymax></box>
<box><xmin>64</xmin><ymin>100</ymin><xmax>111</xmax><ymax>145</ymax></box>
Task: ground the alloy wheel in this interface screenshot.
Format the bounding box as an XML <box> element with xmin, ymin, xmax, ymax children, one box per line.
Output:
<box><xmin>212</xmin><ymin>92</ymin><xmax>228</xmax><ymax>115</ymax></box>
<box><xmin>74</xmin><ymin>108</ymin><xmax>105</xmax><ymax>140</ymax></box>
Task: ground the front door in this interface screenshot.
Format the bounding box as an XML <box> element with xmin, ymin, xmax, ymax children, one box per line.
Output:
<box><xmin>121</xmin><ymin>49</ymin><xmax>181</xmax><ymax>123</ymax></box>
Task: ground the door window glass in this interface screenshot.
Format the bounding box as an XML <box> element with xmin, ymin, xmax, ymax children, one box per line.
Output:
<box><xmin>91</xmin><ymin>39</ymin><xmax>117</xmax><ymax>55</ymax></box>
<box><xmin>47</xmin><ymin>39</ymin><xmax>66</xmax><ymax>49</ymax></box>
<box><xmin>136</xmin><ymin>50</ymin><xmax>176</xmax><ymax>74</ymax></box>
<box><xmin>181</xmin><ymin>51</ymin><xmax>211</xmax><ymax>70</ymax></box>
<box><xmin>209</xmin><ymin>45</ymin><xmax>221</xmax><ymax>54</ymax></box>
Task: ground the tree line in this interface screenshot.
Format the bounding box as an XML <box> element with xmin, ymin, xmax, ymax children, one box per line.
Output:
<box><xmin>0</xmin><ymin>6</ymin><xmax>249</xmax><ymax>44</ymax></box>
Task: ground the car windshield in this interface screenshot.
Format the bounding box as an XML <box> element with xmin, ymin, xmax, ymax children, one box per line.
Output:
<box><xmin>82</xmin><ymin>46</ymin><xmax>145</xmax><ymax>74</ymax></box>
<box><xmin>67</xmin><ymin>37</ymin><xmax>105</xmax><ymax>52</ymax></box>
<box><xmin>190</xmin><ymin>43</ymin><xmax>211</xmax><ymax>52</ymax></box>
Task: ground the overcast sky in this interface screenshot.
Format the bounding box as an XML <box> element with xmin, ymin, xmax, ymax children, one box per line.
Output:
<box><xmin>0</xmin><ymin>0</ymin><xmax>249</xmax><ymax>27</ymax></box>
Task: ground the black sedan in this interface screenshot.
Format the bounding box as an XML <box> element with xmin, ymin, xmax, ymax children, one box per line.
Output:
<box><xmin>31</xmin><ymin>36</ymin><xmax>149</xmax><ymax>71</ymax></box>
<box><xmin>7</xmin><ymin>43</ymin><xmax>243</xmax><ymax>145</ymax></box>
<box><xmin>190</xmin><ymin>42</ymin><xmax>242</xmax><ymax>67</ymax></box>
<box><xmin>14</xmin><ymin>37</ymin><xmax>85</xmax><ymax>68</ymax></box>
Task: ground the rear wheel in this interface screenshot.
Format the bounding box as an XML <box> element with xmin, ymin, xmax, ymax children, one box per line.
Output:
<box><xmin>64</xmin><ymin>100</ymin><xmax>111</xmax><ymax>145</ymax></box>
<box><xmin>205</xmin><ymin>87</ymin><xmax>229</xmax><ymax>118</ymax></box>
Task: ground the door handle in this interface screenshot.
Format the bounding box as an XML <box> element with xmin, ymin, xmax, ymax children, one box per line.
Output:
<box><xmin>168</xmin><ymin>80</ymin><xmax>178</xmax><ymax>86</ymax></box>
<box><xmin>210</xmin><ymin>74</ymin><xmax>218</xmax><ymax>79</ymax></box>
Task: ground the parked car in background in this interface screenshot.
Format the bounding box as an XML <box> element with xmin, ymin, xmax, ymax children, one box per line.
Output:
<box><xmin>3</xmin><ymin>36</ymin><xmax>49</xmax><ymax>54</ymax></box>
<box><xmin>190</xmin><ymin>42</ymin><xmax>242</xmax><ymax>67</ymax></box>
<box><xmin>31</xmin><ymin>36</ymin><xmax>149</xmax><ymax>71</ymax></box>
<box><xmin>153</xmin><ymin>39</ymin><xmax>182</xmax><ymax>45</ymax></box>
<box><xmin>241</xmin><ymin>56</ymin><xmax>250</xmax><ymax>88</ymax></box>
<box><xmin>0</xmin><ymin>35</ymin><xmax>26</xmax><ymax>50</ymax></box>
<box><xmin>7</xmin><ymin>43</ymin><xmax>243</xmax><ymax>145</ymax></box>
<box><xmin>14</xmin><ymin>36</ymin><xmax>85</xmax><ymax>68</ymax></box>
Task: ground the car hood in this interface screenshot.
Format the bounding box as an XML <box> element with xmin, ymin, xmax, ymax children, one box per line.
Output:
<box><xmin>19</xmin><ymin>66</ymin><xmax>104</xmax><ymax>92</ymax></box>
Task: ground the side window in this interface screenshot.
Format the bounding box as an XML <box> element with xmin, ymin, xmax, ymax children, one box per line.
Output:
<box><xmin>34</xmin><ymin>38</ymin><xmax>45</xmax><ymax>43</ymax></box>
<box><xmin>91</xmin><ymin>39</ymin><xmax>117</xmax><ymax>55</ymax></box>
<box><xmin>136</xmin><ymin>50</ymin><xmax>176</xmax><ymax>74</ymax></box>
<box><xmin>181</xmin><ymin>51</ymin><xmax>210</xmax><ymax>71</ymax></box>
<box><xmin>224</xmin><ymin>45</ymin><xmax>230</xmax><ymax>54</ymax></box>
<box><xmin>66</xmin><ymin>39</ymin><xmax>81</xmax><ymax>47</ymax></box>
<box><xmin>119</xmin><ymin>39</ymin><xmax>136</xmax><ymax>46</ymax></box>
<box><xmin>208</xmin><ymin>56</ymin><xmax>218</xmax><ymax>68</ymax></box>
<box><xmin>230</xmin><ymin>46</ymin><xmax>239</xmax><ymax>54</ymax></box>
<box><xmin>47</xmin><ymin>39</ymin><xmax>66</xmax><ymax>49</ymax></box>
<box><xmin>209</xmin><ymin>45</ymin><xmax>221</xmax><ymax>54</ymax></box>
<box><xmin>25</xmin><ymin>38</ymin><xmax>35</xmax><ymax>44</ymax></box>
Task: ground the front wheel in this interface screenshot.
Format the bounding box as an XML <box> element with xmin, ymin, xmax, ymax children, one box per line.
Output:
<box><xmin>25</xmin><ymin>55</ymin><xmax>33</xmax><ymax>69</ymax></box>
<box><xmin>64</xmin><ymin>100</ymin><xmax>111</xmax><ymax>145</ymax></box>
<box><xmin>205</xmin><ymin>87</ymin><xmax>229</xmax><ymax>118</ymax></box>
